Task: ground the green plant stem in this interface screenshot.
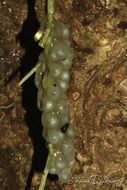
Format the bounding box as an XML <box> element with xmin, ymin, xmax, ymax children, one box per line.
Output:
<box><xmin>19</xmin><ymin>0</ymin><xmax>55</xmax><ymax>87</ymax></box>
<box><xmin>38</xmin><ymin>0</ymin><xmax>55</xmax><ymax>52</ymax></box>
<box><xmin>38</xmin><ymin>144</ymin><xmax>54</xmax><ymax>190</ymax></box>
<box><xmin>38</xmin><ymin>0</ymin><xmax>55</xmax><ymax>189</ymax></box>
<box><xmin>18</xmin><ymin>62</ymin><xmax>41</xmax><ymax>86</ymax></box>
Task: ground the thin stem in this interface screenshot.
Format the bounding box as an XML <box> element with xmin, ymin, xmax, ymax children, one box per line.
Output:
<box><xmin>38</xmin><ymin>0</ymin><xmax>55</xmax><ymax>189</ymax></box>
<box><xmin>38</xmin><ymin>0</ymin><xmax>55</xmax><ymax>51</ymax></box>
<box><xmin>19</xmin><ymin>1</ymin><xmax>55</xmax><ymax>86</ymax></box>
<box><xmin>0</xmin><ymin>102</ymin><xmax>15</xmax><ymax>109</ymax></box>
<box><xmin>0</xmin><ymin>113</ymin><xmax>5</xmax><ymax>122</ymax></box>
<box><xmin>45</xmin><ymin>0</ymin><xmax>55</xmax><ymax>56</ymax></box>
<box><xmin>38</xmin><ymin>144</ymin><xmax>54</xmax><ymax>190</ymax></box>
<box><xmin>18</xmin><ymin>62</ymin><xmax>41</xmax><ymax>86</ymax></box>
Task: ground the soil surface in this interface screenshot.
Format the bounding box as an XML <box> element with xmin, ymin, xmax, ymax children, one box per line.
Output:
<box><xmin>1</xmin><ymin>0</ymin><xmax>127</xmax><ymax>190</ymax></box>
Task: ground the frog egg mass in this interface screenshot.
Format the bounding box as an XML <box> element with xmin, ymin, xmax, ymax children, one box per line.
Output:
<box><xmin>34</xmin><ymin>18</ymin><xmax>75</xmax><ymax>183</ymax></box>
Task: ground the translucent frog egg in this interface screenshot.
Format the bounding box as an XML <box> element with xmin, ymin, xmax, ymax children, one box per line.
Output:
<box><xmin>42</xmin><ymin>95</ymin><xmax>56</xmax><ymax>112</ymax></box>
<box><xmin>48</xmin><ymin>61</ymin><xmax>63</xmax><ymax>78</ymax></box>
<box><xmin>62</xmin><ymin>137</ymin><xmax>74</xmax><ymax>155</ymax></box>
<box><xmin>34</xmin><ymin>62</ymin><xmax>44</xmax><ymax>88</ymax></box>
<box><xmin>46</xmin><ymin>129</ymin><xmax>64</xmax><ymax>144</ymax></box>
<box><xmin>41</xmin><ymin>111</ymin><xmax>61</xmax><ymax>129</ymax></box>
<box><xmin>53</xmin><ymin>20</ymin><xmax>70</xmax><ymax>40</ymax></box>
<box><xmin>59</xmin><ymin>70</ymin><xmax>70</xmax><ymax>82</ymax></box>
<box><xmin>58</xmin><ymin>80</ymin><xmax>69</xmax><ymax>93</ymax></box>
<box><xmin>66</xmin><ymin>125</ymin><xmax>75</xmax><ymax>139</ymax></box>
<box><xmin>46</xmin><ymin>83</ymin><xmax>62</xmax><ymax>101</ymax></box>
<box><xmin>49</xmin><ymin>40</ymin><xmax>72</xmax><ymax>62</ymax></box>
<box><xmin>54</xmin><ymin>152</ymin><xmax>67</xmax><ymax>170</ymax></box>
<box><xmin>57</xmin><ymin>99</ymin><xmax>68</xmax><ymax>115</ymax></box>
<box><xmin>58</xmin><ymin>168</ymin><xmax>72</xmax><ymax>183</ymax></box>
<box><xmin>61</xmin><ymin>56</ymin><xmax>73</xmax><ymax>70</ymax></box>
<box><xmin>37</xmin><ymin>89</ymin><xmax>43</xmax><ymax>111</ymax></box>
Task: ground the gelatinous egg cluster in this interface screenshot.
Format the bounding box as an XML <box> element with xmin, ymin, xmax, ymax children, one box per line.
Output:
<box><xmin>34</xmin><ymin>19</ymin><xmax>75</xmax><ymax>183</ymax></box>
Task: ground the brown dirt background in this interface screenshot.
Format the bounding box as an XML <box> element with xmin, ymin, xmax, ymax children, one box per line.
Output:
<box><xmin>1</xmin><ymin>0</ymin><xmax>127</xmax><ymax>190</ymax></box>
